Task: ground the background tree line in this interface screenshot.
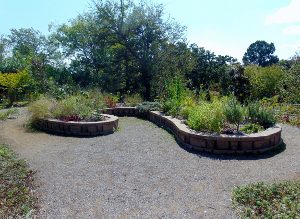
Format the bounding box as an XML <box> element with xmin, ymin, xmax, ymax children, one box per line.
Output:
<box><xmin>0</xmin><ymin>0</ymin><xmax>299</xmax><ymax>104</ymax></box>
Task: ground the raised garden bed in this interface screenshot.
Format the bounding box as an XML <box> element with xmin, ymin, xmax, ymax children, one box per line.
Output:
<box><xmin>102</xmin><ymin>107</ymin><xmax>282</xmax><ymax>154</ymax></box>
<box><xmin>36</xmin><ymin>114</ymin><xmax>118</xmax><ymax>137</ymax></box>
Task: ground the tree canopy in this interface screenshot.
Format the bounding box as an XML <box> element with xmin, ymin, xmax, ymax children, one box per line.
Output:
<box><xmin>242</xmin><ymin>40</ymin><xmax>279</xmax><ymax>67</ymax></box>
<box><xmin>0</xmin><ymin>0</ymin><xmax>298</xmax><ymax>104</ymax></box>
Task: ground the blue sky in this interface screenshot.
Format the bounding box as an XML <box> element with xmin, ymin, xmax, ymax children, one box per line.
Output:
<box><xmin>1</xmin><ymin>0</ymin><xmax>299</xmax><ymax>61</ymax></box>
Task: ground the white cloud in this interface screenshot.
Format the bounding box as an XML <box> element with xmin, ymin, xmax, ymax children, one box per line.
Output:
<box><xmin>283</xmin><ymin>25</ymin><xmax>300</xmax><ymax>35</ymax></box>
<box><xmin>265</xmin><ymin>0</ymin><xmax>300</xmax><ymax>25</ymax></box>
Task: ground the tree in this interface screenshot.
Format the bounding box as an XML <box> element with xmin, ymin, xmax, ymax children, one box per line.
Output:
<box><xmin>93</xmin><ymin>0</ymin><xmax>186</xmax><ymax>100</ymax></box>
<box><xmin>279</xmin><ymin>55</ymin><xmax>300</xmax><ymax>103</ymax></box>
<box><xmin>55</xmin><ymin>0</ymin><xmax>187</xmax><ymax>100</ymax></box>
<box><xmin>0</xmin><ymin>70</ymin><xmax>33</xmax><ymax>105</ymax></box>
<box><xmin>243</xmin><ymin>40</ymin><xmax>279</xmax><ymax>67</ymax></box>
<box><xmin>186</xmin><ymin>44</ymin><xmax>236</xmax><ymax>93</ymax></box>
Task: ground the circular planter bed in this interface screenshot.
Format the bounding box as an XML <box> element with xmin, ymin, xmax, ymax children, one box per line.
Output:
<box><xmin>102</xmin><ymin>107</ymin><xmax>282</xmax><ymax>154</ymax></box>
<box><xmin>35</xmin><ymin>114</ymin><xmax>118</xmax><ymax>137</ymax></box>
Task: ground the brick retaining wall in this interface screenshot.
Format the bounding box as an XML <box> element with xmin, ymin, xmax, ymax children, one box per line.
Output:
<box><xmin>103</xmin><ymin>107</ymin><xmax>282</xmax><ymax>154</ymax></box>
<box><xmin>37</xmin><ymin>114</ymin><xmax>118</xmax><ymax>137</ymax></box>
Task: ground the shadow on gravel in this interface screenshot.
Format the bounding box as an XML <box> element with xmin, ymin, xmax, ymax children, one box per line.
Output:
<box><xmin>180</xmin><ymin>142</ymin><xmax>286</xmax><ymax>161</ymax></box>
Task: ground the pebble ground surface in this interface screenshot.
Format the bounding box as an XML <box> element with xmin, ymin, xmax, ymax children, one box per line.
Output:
<box><xmin>0</xmin><ymin>108</ymin><xmax>299</xmax><ymax>219</ymax></box>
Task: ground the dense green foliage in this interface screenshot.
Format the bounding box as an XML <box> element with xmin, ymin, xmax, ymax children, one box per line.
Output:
<box><xmin>136</xmin><ymin>101</ymin><xmax>162</xmax><ymax>117</ymax></box>
<box><xmin>162</xmin><ymin>77</ymin><xmax>190</xmax><ymax>117</ymax></box>
<box><xmin>245</xmin><ymin>65</ymin><xmax>283</xmax><ymax>100</ymax></box>
<box><xmin>247</xmin><ymin>101</ymin><xmax>276</xmax><ymax>129</ymax></box>
<box><xmin>0</xmin><ymin>70</ymin><xmax>34</xmax><ymax>105</ymax></box>
<box><xmin>28</xmin><ymin>93</ymin><xmax>107</xmax><ymax>124</ymax></box>
<box><xmin>0</xmin><ymin>145</ymin><xmax>36</xmax><ymax>218</ymax></box>
<box><xmin>0</xmin><ymin>0</ymin><xmax>298</xmax><ymax>128</ymax></box>
<box><xmin>232</xmin><ymin>180</ymin><xmax>300</xmax><ymax>218</ymax></box>
<box><xmin>186</xmin><ymin>99</ymin><xmax>225</xmax><ymax>132</ymax></box>
<box><xmin>243</xmin><ymin>40</ymin><xmax>279</xmax><ymax>67</ymax></box>
<box><xmin>159</xmin><ymin>80</ymin><xmax>276</xmax><ymax>133</ymax></box>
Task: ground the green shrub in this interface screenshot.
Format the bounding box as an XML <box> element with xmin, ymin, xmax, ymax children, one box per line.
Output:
<box><xmin>232</xmin><ymin>180</ymin><xmax>300</xmax><ymax>218</ymax></box>
<box><xmin>0</xmin><ymin>70</ymin><xmax>34</xmax><ymax>106</ymax></box>
<box><xmin>179</xmin><ymin>96</ymin><xmax>197</xmax><ymax>119</ymax></box>
<box><xmin>124</xmin><ymin>93</ymin><xmax>143</xmax><ymax>106</ymax></box>
<box><xmin>85</xmin><ymin>89</ymin><xmax>106</xmax><ymax>110</ymax></box>
<box><xmin>52</xmin><ymin>95</ymin><xmax>94</xmax><ymax>119</ymax></box>
<box><xmin>136</xmin><ymin>102</ymin><xmax>162</xmax><ymax>117</ymax></box>
<box><xmin>223</xmin><ymin>97</ymin><xmax>244</xmax><ymax>132</ymax></box>
<box><xmin>247</xmin><ymin>102</ymin><xmax>276</xmax><ymax>128</ymax></box>
<box><xmin>162</xmin><ymin>77</ymin><xmax>189</xmax><ymax>117</ymax></box>
<box><xmin>245</xmin><ymin>65</ymin><xmax>284</xmax><ymax>100</ymax></box>
<box><xmin>187</xmin><ymin>100</ymin><xmax>225</xmax><ymax>133</ymax></box>
<box><xmin>28</xmin><ymin>96</ymin><xmax>56</xmax><ymax>122</ymax></box>
<box><xmin>240</xmin><ymin>123</ymin><xmax>264</xmax><ymax>134</ymax></box>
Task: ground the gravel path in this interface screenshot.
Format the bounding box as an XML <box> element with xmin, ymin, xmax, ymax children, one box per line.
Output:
<box><xmin>0</xmin><ymin>108</ymin><xmax>299</xmax><ymax>219</ymax></box>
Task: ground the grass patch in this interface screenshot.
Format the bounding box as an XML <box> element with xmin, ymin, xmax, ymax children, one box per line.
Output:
<box><xmin>0</xmin><ymin>145</ymin><xmax>37</xmax><ymax>218</ymax></box>
<box><xmin>0</xmin><ymin>108</ymin><xmax>19</xmax><ymax>121</ymax></box>
<box><xmin>232</xmin><ymin>180</ymin><xmax>300</xmax><ymax>218</ymax></box>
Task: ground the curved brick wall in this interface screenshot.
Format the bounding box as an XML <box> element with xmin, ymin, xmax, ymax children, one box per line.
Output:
<box><xmin>102</xmin><ymin>107</ymin><xmax>282</xmax><ymax>154</ymax></box>
<box><xmin>36</xmin><ymin>114</ymin><xmax>118</xmax><ymax>137</ymax></box>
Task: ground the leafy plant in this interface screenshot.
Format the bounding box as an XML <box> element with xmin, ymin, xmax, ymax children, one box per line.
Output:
<box><xmin>245</xmin><ymin>65</ymin><xmax>283</xmax><ymax>100</ymax></box>
<box><xmin>179</xmin><ymin>96</ymin><xmax>197</xmax><ymax>119</ymax></box>
<box><xmin>162</xmin><ymin>77</ymin><xmax>189</xmax><ymax>117</ymax></box>
<box><xmin>247</xmin><ymin>101</ymin><xmax>276</xmax><ymax>128</ymax></box>
<box><xmin>187</xmin><ymin>99</ymin><xmax>225</xmax><ymax>133</ymax></box>
<box><xmin>240</xmin><ymin>123</ymin><xmax>264</xmax><ymax>134</ymax></box>
<box><xmin>232</xmin><ymin>180</ymin><xmax>300</xmax><ymax>218</ymax></box>
<box><xmin>223</xmin><ymin>97</ymin><xmax>244</xmax><ymax>132</ymax></box>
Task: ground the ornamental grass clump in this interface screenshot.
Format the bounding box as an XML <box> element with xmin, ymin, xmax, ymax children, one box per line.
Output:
<box><xmin>187</xmin><ymin>99</ymin><xmax>225</xmax><ymax>133</ymax></box>
<box><xmin>28</xmin><ymin>96</ymin><xmax>56</xmax><ymax>122</ymax></box>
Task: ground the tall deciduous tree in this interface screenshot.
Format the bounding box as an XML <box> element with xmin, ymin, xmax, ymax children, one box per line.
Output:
<box><xmin>242</xmin><ymin>40</ymin><xmax>279</xmax><ymax>67</ymax></box>
<box><xmin>55</xmin><ymin>0</ymin><xmax>187</xmax><ymax>99</ymax></box>
<box><xmin>92</xmin><ymin>0</ymin><xmax>186</xmax><ymax>99</ymax></box>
